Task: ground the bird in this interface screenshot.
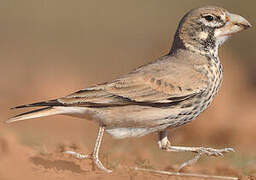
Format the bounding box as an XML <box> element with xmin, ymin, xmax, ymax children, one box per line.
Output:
<box><xmin>7</xmin><ymin>6</ymin><xmax>251</xmax><ymax>173</ymax></box>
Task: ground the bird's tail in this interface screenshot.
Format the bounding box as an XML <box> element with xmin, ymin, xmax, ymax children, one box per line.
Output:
<box><xmin>6</xmin><ymin>99</ymin><xmax>64</xmax><ymax>123</ymax></box>
<box><xmin>6</xmin><ymin>107</ymin><xmax>63</xmax><ymax>123</ymax></box>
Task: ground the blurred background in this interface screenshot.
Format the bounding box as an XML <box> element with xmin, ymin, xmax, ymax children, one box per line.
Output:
<box><xmin>0</xmin><ymin>0</ymin><xmax>255</xmax><ymax>179</ymax></box>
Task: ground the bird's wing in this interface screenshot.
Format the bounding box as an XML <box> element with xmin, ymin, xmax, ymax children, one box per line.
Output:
<box><xmin>57</xmin><ymin>59</ymin><xmax>208</xmax><ymax>107</ymax></box>
<box><xmin>7</xmin><ymin>58</ymin><xmax>208</xmax><ymax>123</ymax></box>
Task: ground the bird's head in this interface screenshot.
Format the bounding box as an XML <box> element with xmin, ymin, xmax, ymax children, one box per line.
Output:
<box><xmin>171</xmin><ymin>6</ymin><xmax>252</xmax><ymax>56</ymax></box>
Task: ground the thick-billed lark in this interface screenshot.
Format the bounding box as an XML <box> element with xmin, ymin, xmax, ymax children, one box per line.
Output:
<box><xmin>7</xmin><ymin>6</ymin><xmax>251</xmax><ymax>173</ymax></box>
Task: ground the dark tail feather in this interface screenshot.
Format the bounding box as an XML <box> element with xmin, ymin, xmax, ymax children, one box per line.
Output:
<box><xmin>10</xmin><ymin>99</ymin><xmax>63</xmax><ymax>109</ymax></box>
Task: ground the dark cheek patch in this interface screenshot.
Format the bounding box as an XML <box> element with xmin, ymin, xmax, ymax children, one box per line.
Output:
<box><xmin>195</xmin><ymin>23</ymin><xmax>217</xmax><ymax>50</ymax></box>
<box><xmin>185</xmin><ymin>17</ymin><xmax>226</xmax><ymax>54</ymax></box>
<box><xmin>202</xmin><ymin>28</ymin><xmax>216</xmax><ymax>50</ymax></box>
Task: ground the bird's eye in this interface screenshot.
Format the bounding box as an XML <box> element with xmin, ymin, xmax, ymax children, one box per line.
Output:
<box><xmin>204</xmin><ymin>15</ymin><xmax>214</xmax><ymax>22</ymax></box>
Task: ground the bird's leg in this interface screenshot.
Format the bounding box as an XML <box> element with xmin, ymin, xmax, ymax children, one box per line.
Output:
<box><xmin>91</xmin><ymin>125</ymin><xmax>112</xmax><ymax>173</ymax></box>
<box><xmin>158</xmin><ymin>130</ymin><xmax>235</xmax><ymax>171</ymax></box>
<box><xmin>64</xmin><ymin>125</ymin><xmax>112</xmax><ymax>173</ymax></box>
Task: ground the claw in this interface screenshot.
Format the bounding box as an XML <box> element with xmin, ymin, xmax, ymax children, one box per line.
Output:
<box><xmin>64</xmin><ymin>150</ymin><xmax>91</xmax><ymax>159</ymax></box>
<box><xmin>225</xmin><ymin>148</ymin><xmax>235</xmax><ymax>152</ymax></box>
<box><xmin>218</xmin><ymin>152</ymin><xmax>224</xmax><ymax>157</ymax></box>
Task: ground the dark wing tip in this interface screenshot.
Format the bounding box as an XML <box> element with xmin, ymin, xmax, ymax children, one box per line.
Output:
<box><xmin>10</xmin><ymin>99</ymin><xmax>64</xmax><ymax>110</ymax></box>
<box><xmin>10</xmin><ymin>104</ymin><xmax>31</xmax><ymax>110</ymax></box>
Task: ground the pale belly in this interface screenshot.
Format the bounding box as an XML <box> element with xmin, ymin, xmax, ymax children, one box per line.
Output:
<box><xmin>58</xmin><ymin>98</ymin><xmax>209</xmax><ymax>139</ymax></box>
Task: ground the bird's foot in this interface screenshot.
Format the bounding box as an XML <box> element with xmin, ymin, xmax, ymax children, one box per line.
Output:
<box><xmin>177</xmin><ymin>147</ymin><xmax>235</xmax><ymax>171</ymax></box>
<box><xmin>158</xmin><ymin>131</ymin><xmax>235</xmax><ymax>171</ymax></box>
<box><xmin>64</xmin><ymin>150</ymin><xmax>112</xmax><ymax>173</ymax></box>
<box><xmin>190</xmin><ymin>147</ymin><xmax>235</xmax><ymax>156</ymax></box>
<box><xmin>64</xmin><ymin>151</ymin><xmax>90</xmax><ymax>159</ymax></box>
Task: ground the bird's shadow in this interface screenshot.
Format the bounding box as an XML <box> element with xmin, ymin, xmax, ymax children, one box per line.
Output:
<box><xmin>30</xmin><ymin>156</ymin><xmax>87</xmax><ymax>173</ymax></box>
